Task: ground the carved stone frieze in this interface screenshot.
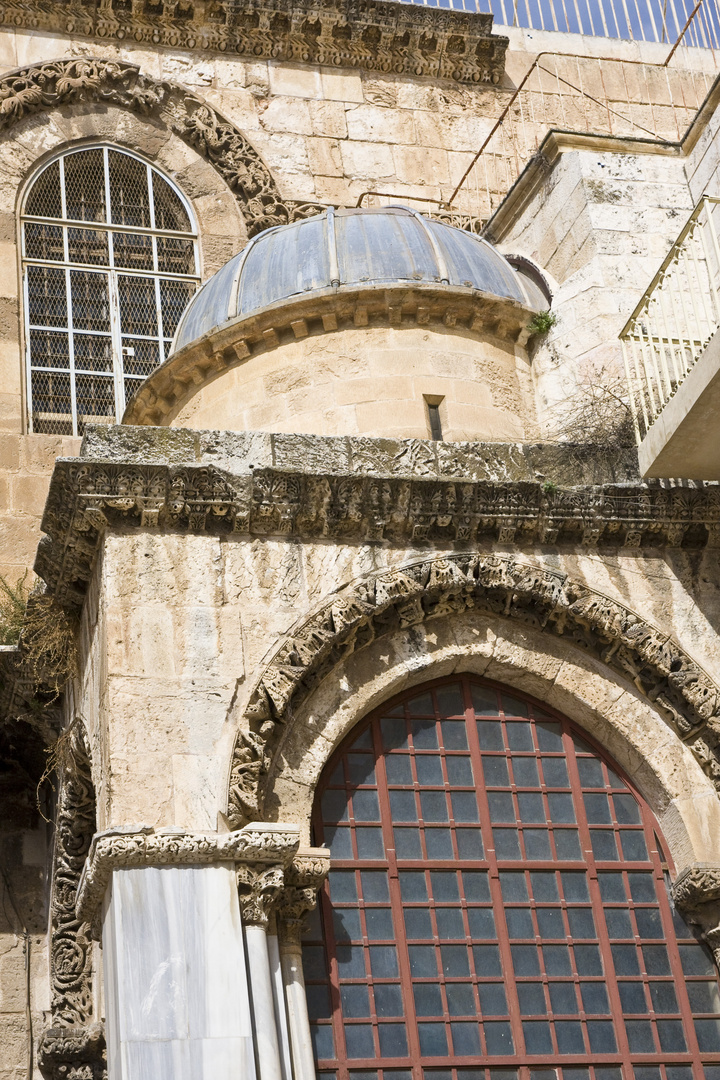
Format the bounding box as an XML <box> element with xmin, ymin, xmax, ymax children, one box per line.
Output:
<box><xmin>0</xmin><ymin>0</ymin><xmax>507</xmax><ymax>86</ymax></box>
<box><xmin>277</xmin><ymin>848</ymin><xmax>331</xmax><ymax>945</ymax></box>
<box><xmin>0</xmin><ymin>57</ymin><xmax>324</xmax><ymax>237</ymax></box>
<box><xmin>672</xmin><ymin>864</ymin><xmax>720</xmax><ymax>971</ymax></box>
<box><xmin>35</xmin><ymin>453</ymin><xmax>720</xmax><ymax>610</ymax></box>
<box><xmin>40</xmin><ymin>723</ymin><xmax>106</xmax><ymax>1080</ymax></box>
<box><xmin>226</xmin><ymin>553</ymin><xmax>720</xmax><ymax>826</ymax></box>
<box><xmin>76</xmin><ymin>821</ymin><xmax>300</xmax><ymax>929</ymax></box>
<box><xmin>237</xmin><ymin>862</ymin><xmax>285</xmax><ymax>927</ymax></box>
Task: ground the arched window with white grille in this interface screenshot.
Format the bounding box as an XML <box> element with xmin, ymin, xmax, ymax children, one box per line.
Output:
<box><xmin>21</xmin><ymin>146</ymin><xmax>200</xmax><ymax>435</ymax></box>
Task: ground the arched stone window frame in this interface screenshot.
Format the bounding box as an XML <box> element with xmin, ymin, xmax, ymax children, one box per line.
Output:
<box><xmin>304</xmin><ymin>672</ymin><xmax>720</xmax><ymax>1080</ymax></box>
<box><xmin>19</xmin><ymin>142</ymin><xmax>202</xmax><ymax>435</ymax></box>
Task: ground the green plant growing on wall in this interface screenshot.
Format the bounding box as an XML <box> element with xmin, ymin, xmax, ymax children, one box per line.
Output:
<box><xmin>0</xmin><ymin>572</ymin><xmax>29</xmax><ymax>646</ymax></box>
<box><xmin>527</xmin><ymin>310</ymin><xmax>557</xmax><ymax>336</ymax></box>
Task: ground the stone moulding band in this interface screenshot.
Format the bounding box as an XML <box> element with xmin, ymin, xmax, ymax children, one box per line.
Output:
<box><xmin>0</xmin><ymin>57</ymin><xmax>324</xmax><ymax>237</ymax></box>
<box><xmin>226</xmin><ymin>552</ymin><xmax>720</xmax><ymax>827</ymax></box>
<box><xmin>75</xmin><ymin>821</ymin><xmax>301</xmax><ymax>926</ymax></box>
<box><xmin>0</xmin><ymin>0</ymin><xmax>507</xmax><ymax>86</ymax></box>
<box><xmin>122</xmin><ymin>285</ymin><xmax>535</xmax><ymax>427</ymax></box>
<box><xmin>35</xmin><ymin>454</ymin><xmax>720</xmax><ymax>609</ymax></box>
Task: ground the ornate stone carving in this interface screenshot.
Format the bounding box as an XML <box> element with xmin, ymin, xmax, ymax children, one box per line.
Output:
<box><xmin>76</xmin><ymin>822</ymin><xmax>301</xmax><ymax>928</ymax></box>
<box><xmin>237</xmin><ymin>863</ymin><xmax>285</xmax><ymax>927</ymax></box>
<box><xmin>0</xmin><ymin>1</ymin><xmax>507</xmax><ymax>86</ymax></box>
<box><xmin>38</xmin><ymin>1023</ymin><xmax>106</xmax><ymax>1080</ymax></box>
<box><xmin>35</xmin><ymin>451</ymin><xmax>720</xmax><ymax>610</ymax></box>
<box><xmin>277</xmin><ymin>848</ymin><xmax>331</xmax><ymax>945</ymax></box>
<box><xmin>0</xmin><ymin>57</ymin><xmax>324</xmax><ymax>238</ymax></box>
<box><xmin>39</xmin><ymin>722</ymin><xmax>106</xmax><ymax>1080</ymax></box>
<box><xmin>226</xmin><ymin>553</ymin><xmax>720</xmax><ymax>826</ymax></box>
<box><xmin>672</xmin><ymin>864</ymin><xmax>720</xmax><ymax>970</ymax></box>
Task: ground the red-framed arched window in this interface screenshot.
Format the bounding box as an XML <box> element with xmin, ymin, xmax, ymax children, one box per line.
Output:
<box><xmin>303</xmin><ymin>675</ymin><xmax>720</xmax><ymax>1080</ymax></box>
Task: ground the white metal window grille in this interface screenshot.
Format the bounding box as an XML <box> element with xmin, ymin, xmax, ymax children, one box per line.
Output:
<box><xmin>22</xmin><ymin>146</ymin><xmax>200</xmax><ymax>435</ymax></box>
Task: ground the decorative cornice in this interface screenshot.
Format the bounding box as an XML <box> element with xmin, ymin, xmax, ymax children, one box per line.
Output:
<box><xmin>672</xmin><ymin>864</ymin><xmax>720</xmax><ymax>972</ymax></box>
<box><xmin>76</xmin><ymin>821</ymin><xmax>300</xmax><ymax>928</ymax></box>
<box><xmin>35</xmin><ymin>451</ymin><xmax>720</xmax><ymax>608</ymax></box>
<box><xmin>237</xmin><ymin>862</ymin><xmax>285</xmax><ymax>926</ymax></box>
<box><xmin>226</xmin><ymin>552</ymin><xmax>720</xmax><ymax>826</ymax></box>
<box><xmin>277</xmin><ymin>847</ymin><xmax>331</xmax><ymax>943</ymax></box>
<box><xmin>123</xmin><ymin>285</ymin><xmax>535</xmax><ymax>427</ymax></box>
<box><xmin>0</xmin><ymin>0</ymin><xmax>507</xmax><ymax>86</ymax></box>
<box><xmin>0</xmin><ymin>57</ymin><xmax>324</xmax><ymax>237</ymax></box>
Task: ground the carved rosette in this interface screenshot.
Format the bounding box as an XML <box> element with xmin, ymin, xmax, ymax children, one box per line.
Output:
<box><xmin>672</xmin><ymin>864</ymin><xmax>720</xmax><ymax>971</ymax></box>
<box><xmin>277</xmin><ymin>849</ymin><xmax>331</xmax><ymax>946</ymax></box>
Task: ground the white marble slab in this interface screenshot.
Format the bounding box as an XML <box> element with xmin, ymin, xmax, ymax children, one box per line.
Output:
<box><xmin>103</xmin><ymin>865</ymin><xmax>256</xmax><ymax>1080</ymax></box>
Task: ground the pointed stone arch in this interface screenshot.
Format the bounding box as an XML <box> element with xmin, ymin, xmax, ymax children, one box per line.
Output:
<box><xmin>0</xmin><ymin>56</ymin><xmax>324</xmax><ymax>237</ymax></box>
<box><xmin>227</xmin><ymin>552</ymin><xmax>720</xmax><ymax>828</ymax></box>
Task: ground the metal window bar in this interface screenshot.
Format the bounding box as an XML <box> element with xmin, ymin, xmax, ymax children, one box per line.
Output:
<box><xmin>22</xmin><ymin>146</ymin><xmax>200</xmax><ymax>436</ymax></box>
<box><xmin>306</xmin><ymin>674</ymin><xmax>720</xmax><ymax>1080</ymax></box>
<box><xmin>620</xmin><ymin>194</ymin><xmax>720</xmax><ymax>443</ymax></box>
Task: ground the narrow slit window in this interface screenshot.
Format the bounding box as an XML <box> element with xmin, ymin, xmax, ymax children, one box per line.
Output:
<box><xmin>427</xmin><ymin>400</ymin><xmax>443</xmax><ymax>441</ymax></box>
<box><xmin>21</xmin><ymin>146</ymin><xmax>200</xmax><ymax>436</ymax></box>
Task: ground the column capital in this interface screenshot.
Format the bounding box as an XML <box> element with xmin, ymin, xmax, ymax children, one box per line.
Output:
<box><xmin>237</xmin><ymin>862</ymin><xmax>286</xmax><ymax>927</ymax></box>
<box><xmin>277</xmin><ymin>847</ymin><xmax>331</xmax><ymax>944</ymax></box>
<box><xmin>76</xmin><ymin>821</ymin><xmax>300</xmax><ymax>929</ymax></box>
<box><xmin>672</xmin><ymin>863</ymin><xmax>720</xmax><ymax>970</ymax></box>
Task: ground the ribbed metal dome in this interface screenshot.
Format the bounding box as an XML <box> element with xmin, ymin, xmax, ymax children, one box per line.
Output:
<box><xmin>172</xmin><ymin>207</ymin><xmax>545</xmax><ymax>355</ymax></box>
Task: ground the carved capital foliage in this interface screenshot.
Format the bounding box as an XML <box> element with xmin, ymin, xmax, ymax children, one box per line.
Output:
<box><xmin>672</xmin><ymin>864</ymin><xmax>720</xmax><ymax>971</ymax></box>
<box><xmin>76</xmin><ymin>821</ymin><xmax>300</xmax><ymax>929</ymax></box>
<box><xmin>277</xmin><ymin>848</ymin><xmax>331</xmax><ymax>943</ymax></box>
<box><xmin>227</xmin><ymin>553</ymin><xmax>720</xmax><ymax>827</ymax></box>
<box><xmin>0</xmin><ymin>57</ymin><xmax>323</xmax><ymax>238</ymax></box>
<box><xmin>0</xmin><ymin>1</ymin><xmax>506</xmax><ymax>87</ymax></box>
<box><xmin>38</xmin><ymin>1023</ymin><xmax>106</xmax><ymax>1080</ymax></box>
<box><xmin>237</xmin><ymin>862</ymin><xmax>285</xmax><ymax>926</ymax></box>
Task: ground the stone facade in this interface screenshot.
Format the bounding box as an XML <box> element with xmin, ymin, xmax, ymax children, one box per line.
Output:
<box><xmin>3</xmin><ymin>6</ymin><xmax>720</xmax><ymax>1079</ymax></box>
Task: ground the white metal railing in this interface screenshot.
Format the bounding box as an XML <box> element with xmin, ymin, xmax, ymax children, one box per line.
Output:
<box><xmin>620</xmin><ymin>195</ymin><xmax>720</xmax><ymax>441</ymax></box>
<box><xmin>399</xmin><ymin>0</ymin><xmax>720</xmax><ymax>49</ymax></box>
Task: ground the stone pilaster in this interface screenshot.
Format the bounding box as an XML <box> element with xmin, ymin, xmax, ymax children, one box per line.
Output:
<box><xmin>672</xmin><ymin>864</ymin><xmax>720</xmax><ymax>969</ymax></box>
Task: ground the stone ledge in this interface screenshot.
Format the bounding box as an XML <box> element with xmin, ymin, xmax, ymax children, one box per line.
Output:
<box><xmin>0</xmin><ymin>0</ymin><xmax>507</xmax><ymax>85</ymax></box>
<box><xmin>76</xmin><ymin>822</ymin><xmax>301</xmax><ymax>927</ymax></box>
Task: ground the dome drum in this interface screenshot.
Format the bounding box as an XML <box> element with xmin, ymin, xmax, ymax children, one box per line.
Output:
<box><xmin>122</xmin><ymin>207</ymin><xmax>547</xmax><ymax>432</ymax></box>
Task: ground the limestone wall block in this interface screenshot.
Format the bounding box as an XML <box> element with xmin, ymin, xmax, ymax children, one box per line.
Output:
<box><xmin>392</xmin><ymin>144</ymin><xmax>449</xmax><ymax>186</ymax></box>
<box><xmin>345</xmin><ymin>104</ymin><xmax>416</xmax><ymax>145</ymax></box>
<box><xmin>308</xmin><ymin>99</ymin><xmax>348</xmax><ymax>139</ymax></box>
<box><xmin>321</xmin><ymin>70</ymin><xmax>363</xmax><ymax>103</ymax></box>
<box><xmin>306</xmin><ymin>137</ymin><xmax>345</xmax><ymax>178</ymax></box>
<box><xmin>268</xmin><ymin>62</ymin><xmax>322</xmax><ymax>100</ymax></box>
<box><xmin>259</xmin><ymin>96</ymin><xmax>314</xmax><ymax>136</ymax></box>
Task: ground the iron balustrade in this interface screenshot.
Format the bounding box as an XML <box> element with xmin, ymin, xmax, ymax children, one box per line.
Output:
<box><xmin>620</xmin><ymin>194</ymin><xmax>720</xmax><ymax>442</ymax></box>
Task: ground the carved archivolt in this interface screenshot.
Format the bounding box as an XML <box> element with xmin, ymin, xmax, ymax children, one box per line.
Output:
<box><xmin>0</xmin><ymin>57</ymin><xmax>323</xmax><ymax>237</ymax></box>
<box><xmin>227</xmin><ymin>552</ymin><xmax>720</xmax><ymax>827</ymax></box>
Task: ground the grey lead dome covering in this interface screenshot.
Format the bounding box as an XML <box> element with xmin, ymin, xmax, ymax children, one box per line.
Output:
<box><xmin>173</xmin><ymin>206</ymin><xmax>544</xmax><ymax>355</ymax></box>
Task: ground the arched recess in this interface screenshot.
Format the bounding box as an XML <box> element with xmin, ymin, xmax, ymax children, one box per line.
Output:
<box><xmin>304</xmin><ymin>673</ymin><xmax>720</xmax><ymax>1079</ymax></box>
<box><xmin>0</xmin><ymin>57</ymin><xmax>324</xmax><ymax>239</ymax></box>
<box><xmin>225</xmin><ymin>554</ymin><xmax>720</xmax><ymax>871</ymax></box>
